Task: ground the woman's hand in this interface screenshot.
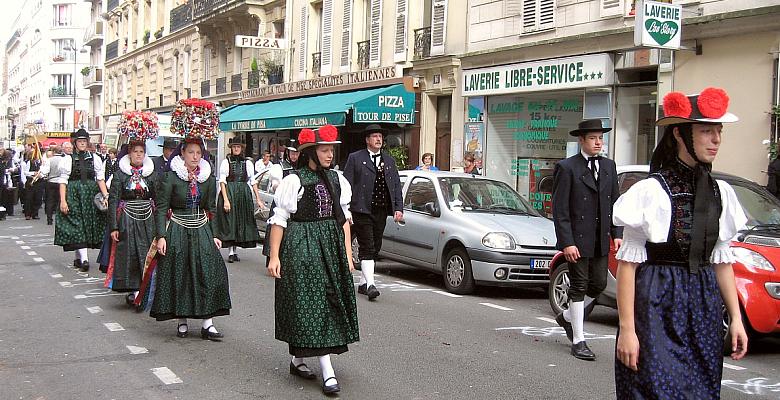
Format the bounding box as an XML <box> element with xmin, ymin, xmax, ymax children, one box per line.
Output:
<box><xmin>110</xmin><ymin>231</ymin><xmax>120</xmax><ymax>242</ymax></box>
<box><xmin>60</xmin><ymin>201</ymin><xmax>69</xmax><ymax>215</ymax></box>
<box><xmin>214</xmin><ymin>238</ymin><xmax>222</xmax><ymax>248</ymax></box>
<box><xmin>157</xmin><ymin>238</ymin><xmax>167</xmax><ymax>256</ymax></box>
<box><xmin>616</xmin><ymin>330</ymin><xmax>640</xmax><ymax>372</ymax></box>
<box><xmin>729</xmin><ymin>318</ymin><xmax>749</xmax><ymax>360</ymax></box>
<box><xmin>267</xmin><ymin>256</ymin><xmax>281</xmax><ymax>278</ymax></box>
<box><xmin>348</xmin><ymin>258</ymin><xmax>355</xmax><ymax>272</ymax></box>
<box><xmin>223</xmin><ymin>200</ymin><xmax>231</xmax><ymax>213</ymax></box>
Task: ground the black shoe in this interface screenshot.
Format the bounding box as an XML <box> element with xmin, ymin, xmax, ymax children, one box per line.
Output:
<box><xmin>125</xmin><ymin>293</ymin><xmax>136</xmax><ymax>306</ymax></box>
<box><xmin>357</xmin><ymin>283</ymin><xmax>368</xmax><ymax>295</ymax></box>
<box><xmin>32</xmin><ymin>215</ymin><xmax>39</xmax><ymax>220</ymax></box>
<box><xmin>366</xmin><ymin>285</ymin><xmax>380</xmax><ymax>301</ymax></box>
<box><xmin>73</xmin><ymin>259</ymin><xmax>81</xmax><ymax>268</ymax></box>
<box><xmin>289</xmin><ymin>362</ymin><xmax>317</xmax><ymax>380</ymax></box>
<box><xmin>47</xmin><ymin>219</ymin><xmax>52</xmax><ymax>225</ymax></box>
<box><xmin>233</xmin><ymin>254</ymin><xmax>240</xmax><ymax>262</ymax></box>
<box><xmin>555</xmin><ymin>313</ymin><xmax>573</xmax><ymax>343</ymax></box>
<box><xmin>571</xmin><ymin>341</ymin><xmax>596</xmax><ymax>361</ymax></box>
<box><xmin>322</xmin><ymin>377</ymin><xmax>340</xmax><ymax>395</ymax></box>
<box><xmin>201</xmin><ymin>326</ymin><xmax>224</xmax><ymax>341</ymax></box>
<box><xmin>79</xmin><ymin>261</ymin><xmax>90</xmax><ymax>273</ymax></box>
<box><xmin>227</xmin><ymin>254</ymin><xmax>235</xmax><ymax>263</ymax></box>
<box><xmin>176</xmin><ymin>323</ymin><xmax>188</xmax><ymax>338</ymax></box>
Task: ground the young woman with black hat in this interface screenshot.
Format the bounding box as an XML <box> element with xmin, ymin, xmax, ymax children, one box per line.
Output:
<box><xmin>613</xmin><ymin>88</ymin><xmax>749</xmax><ymax>398</ymax></box>
<box><xmin>266</xmin><ymin>125</ymin><xmax>359</xmax><ymax>395</ymax></box>
<box><xmin>53</xmin><ymin>128</ymin><xmax>109</xmax><ymax>272</ymax></box>
<box><xmin>214</xmin><ymin>136</ymin><xmax>261</xmax><ymax>262</ymax></box>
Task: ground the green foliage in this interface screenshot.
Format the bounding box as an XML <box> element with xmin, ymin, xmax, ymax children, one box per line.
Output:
<box><xmin>387</xmin><ymin>146</ymin><xmax>409</xmax><ymax>170</ymax></box>
<box><xmin>80</xmin><ymin>66</ymin><xmax>91</xmax><ymax>76</ymax></box>
<box><xmin>251</xmin><ymin>57</ymin><xmax>259</xmax><ymax>71</ymax></box>
<box><xmin>771</xmin><ymin>104</ymin><xmax>780</xmax><ymax>116</ymax></box>
<box><xmin>143</xmin><ymin>30</ymin><xmax>150</xmax><ymax>44</ymax></box>
<box><xmin>154</xmin><ymin>27</ymin><xmax>164</xmax><ymax>39</ymax></box>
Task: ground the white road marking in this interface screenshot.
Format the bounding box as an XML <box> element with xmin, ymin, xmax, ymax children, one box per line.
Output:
<box><xmin>723</xmin><ymin>362</ymin><xmax>746</xmax><ymax>371</ymax></box>
<box><xmin>26</xmin><ymin>251</ymin><xmax>38</xmax><ymax>256</ymax></box>
<box><xmin>151</xmin><ymin>367</ymin><xmax>183</xmax><ymax>385</ymax></box>
<box><xmin>394</xmin><ymin>280</ymin><xmax>418</xmax><ymax>287</ymax></box>
<box><xmin>480</xmin><ymin>302</ymin><xmax>513</xmax><ymax>311</ymax></box>
<box><xmin>495</xmin><ymin>326</ymin><xmax>616</xmax><ymax>340</ymax></box>
<box><xmin>536</xmin><ymin>317</ymin><xmax>557</xmax><ymax>324</ymax></box>
<box><xmin>432</xmin><ymin>290</ymin><xmax>462</xmax><ymax>298</ymax></box>
<box><xmin>86</xmin><ymin>306</ymin><xmax>102</xmax><ymax>314</ymax></box>
<box><xmin>11</xmin><ymin>236</ymin><xmax>19</xmax><ymax>239</ymax></box>
<box><xmin>15</xmin><ymin>240</ymin><xmax>24</xmax><ymax>244</ymax></box>
<box><xmin>127</xmin><ymin>345</ymin><xmax>149</xmax><ymax>355</ymax></box>
<box><xmin>103</xmin><ymin>322</ymin><xmax>125</xmax><ymax>332</ymax></box>
<box><xmin>392</xmin><ymin>288</ymin><xmax>435</xmax><ymax>292</ymax></box>
<box><xmin>59</xmin><ymin>281</ymin><xmax>73</xmax><ymax>287</ymax></box>
<box><xmin>74</xmin><ymin>292</ymin><xmax>124</xmax><ymax>299</ymax></box>
<box><xmin>50</xmin><ymin>273</ymin><xmax>63</xmax><ymax>278</ymax></box>
<box><xmin>20</xmin><ymin>245</ymin><xmax>30</xmax><ymax>249</ymax></box>
<box><xmin>33</xmin><ymin>257</ymin><xmax>45</xmax><ymax>262</ymax></box>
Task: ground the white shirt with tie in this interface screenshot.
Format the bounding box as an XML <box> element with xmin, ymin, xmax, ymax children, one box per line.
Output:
<box><xmin>368</xmin><ymin>149</ymin><xmax>382</xmax><ymax>168</ymax></box>
<box><xmin>581</xmin><ymin>150</ymin><xmax>600</xmax><ymax>181</ymax></box>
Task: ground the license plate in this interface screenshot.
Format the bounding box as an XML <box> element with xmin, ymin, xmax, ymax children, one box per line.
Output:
<box><xmin>530</xmin><ymin>259</ymin><xmax>551</xmax><ymax>270</ymax></box>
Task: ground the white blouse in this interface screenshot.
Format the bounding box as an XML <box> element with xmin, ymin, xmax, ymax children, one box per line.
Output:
<box><xmin>52</xmin><ymin>153</ymin><xmax>106</xmax><ymax>184</ymax></box>
<box><xmin>268</xmin><ymin>172</ymin><xmax>353</xmax><ymax>228</ymax></box>
<box><xmin>218</xmin><ymin>159</ymin><xmax>256</xmax><ymax>186</ymax></box>
<box><xmin>613</xmin><ymin>178</ymin><xmax>748</xmax><ymax>265</ymax></box>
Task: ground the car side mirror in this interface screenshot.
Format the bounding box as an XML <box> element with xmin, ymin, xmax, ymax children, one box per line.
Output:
<box><xmin>424</xmin><ymin>201</ymin><xmax>440</xmax><ymax>217</ymax></box>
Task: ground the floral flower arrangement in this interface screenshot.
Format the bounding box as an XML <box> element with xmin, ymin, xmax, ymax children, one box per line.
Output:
<box><xmin>119</xmin><ymin>111</ymin><xmax>160</xmax><ymax>141</ymax></box>
<box><xmin>171</xmin><ymin>98</ymin><xmax>220</xmax><ymax>141</ymax></box>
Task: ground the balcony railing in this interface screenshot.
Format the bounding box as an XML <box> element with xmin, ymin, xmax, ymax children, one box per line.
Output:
<box><xmin>216</xmin><ymin>77</ymin><xmax>227</xmax><ymax>94</ymax></box>
<box><xmin>106</xmin><ymin>40</ymin><xmax>119</xmax><ymax>61</ymax></box>
<box><xmin>52</xmin><ymin>123</ymin><xmax>73</xmax><ymax>131</ymax></box>
<box><xmin>312</xmin><ymin>52</ymin><xmax>321</xmax><ymax>77</ymax></box>
<box><xmin>414</xmin><ymin>27</ymin><xmax>431</xmax><ymax>60</ymax></box>
<box><xmin>357</xmin><ymin>40</ymin><xmax>370</xmax><ymax>70</ymax></box>
<box><xmin>88</xmin><ymin>116</ymin><xmax>101</xmax><ymax>131</ymax></box>
<box><xmin>200</xmin><ymin>80</ymin><xmax>210</xmax><ymax>97</ymax></box>
<box><xmin>231</xmin><ymin>74</ymin><xmax>242</xmax><ymax>92</ymax></box>
<box><xmin>50</xmin><ymin>86</ymin><xmax>75</xmax><ymax>97</ymax></box>
<box><xmin>84</xmin><ymin>21</ymin><xmax>104</xmax><ymax>46</ymax></box>
<box><xmin>84</xmin><ymin>68</ymin><xmax>103</xmax><ymax>88</ymax></box>
<box><xmin>170</xmin><ymin>3</ymin><xmax>193</xmax><ymax>33</ymax></box>
<box><xmin>107</xmin><ymin>0</ymin><xmax>119</xmax><ymax>11</ymax></box>
<box><xmin>193</xmin><ymin>0</ymin><xmax>240</xmax><ymax>20</ymax></box>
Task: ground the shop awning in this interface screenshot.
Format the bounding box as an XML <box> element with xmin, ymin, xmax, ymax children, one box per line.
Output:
<box><xmin>219</xmin><ymin>84</ymin><xmax>415</xmax><ymax>132</ymax></box>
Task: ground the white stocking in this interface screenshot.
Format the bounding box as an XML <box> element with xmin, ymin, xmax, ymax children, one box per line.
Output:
<box><xmin>77</xmin><ymin>248</ymin><xmax>88</xmax><ymax>262</ymax></box>
<box><xmin>360</xmin><ymin>260</ymin><xmax>375</xmax><ymax>287</ymax></box>
<box><xmin>229</xmin><ymin>247</ymin><xmax>235</xmax><ymax>256</ymax></box>
<box><xmin>319</xmin><ymin>355</ymin><xmax>336</xmax><ymax>383</ymax></box>
<box><xmin>291</xmin><ymin>356</ymin><xmax>305</xmax><ymax>367</ymax></box>
<box><xmin>177</xmin><ymin>318</ymin><xmax>188</xmax><ymax>332</ymax></box>
<box><xmin>570</xmin><ymin>301</ymin><xmax>585</xmax><ymax>344</ymax></box>
<box><xmin>202</xmin><ymin>318</ymin><xmax>218</xmax><ymax>333</ymax></box>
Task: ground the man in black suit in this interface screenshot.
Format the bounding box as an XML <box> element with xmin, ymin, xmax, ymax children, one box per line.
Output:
<box><xmin>153</xmin><ymin>138</ymin><xmax>179</xmax><ymax>174</ymax></box>
<box><xmin>552</xmin><ymin>119</ymin><xmax>622</xmax><ymax>361</ymax></box>
<box><xmin>343</xmin><ymin>124</ymin><xmax>404</xmax><ymax>300</ymax></box>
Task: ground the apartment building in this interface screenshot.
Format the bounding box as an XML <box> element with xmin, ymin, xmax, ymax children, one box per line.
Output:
<box><xmin>457</xmin><ymin>0</ymin><xmax>780</xmax><ymax>205</ymax></box>
<box><xmin>84</xmin><ymin>0</ymin><xmax>106</xmax><ymax>142</ymax></box>
<box><xmin>5</xmin><ymin>0</ymin><xmax>92</xmax><ymax>144</ymax></box>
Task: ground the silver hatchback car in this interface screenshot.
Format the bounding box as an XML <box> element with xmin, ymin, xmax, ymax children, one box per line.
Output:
<box><xmin>378</xmin><ymin>170</ymin><xmax>558</xmax><ymax>294</ymax></box>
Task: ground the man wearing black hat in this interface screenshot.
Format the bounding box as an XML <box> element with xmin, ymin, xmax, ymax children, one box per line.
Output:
<box><xmin>153</xmin><ymin>138</ymin><xmax>179</xmax><ymax>174</ymax></box>
<box><xmin>552</xmin><ymin>119</ymin><xmax>622</xmax><ymax>360</ymax></box>
<box><xmin>343</xmin><ymin>124</ymin><xmax>403</xmax><ymax>300</ymax></box>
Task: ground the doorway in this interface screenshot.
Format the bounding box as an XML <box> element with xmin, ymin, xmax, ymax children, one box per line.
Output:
<box><xmin>435</xmin><ymin>95</ymin><xmax>451</xmax><ymax>170</ymax></box>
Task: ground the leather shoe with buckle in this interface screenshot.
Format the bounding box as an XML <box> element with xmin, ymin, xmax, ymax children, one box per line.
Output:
<box><xmin>289</xmin><ymin>362</ymin><xmax>316</xmax><ymax>380</ymax></box>
<box><xmin>555</xmin><ymin>312</ymin><xmax>573</xmax><ymax>343</ymax></box>
<box><xmin>571</xmin><ymin>341</ymin><xmax>596</xmax><ymax>361</ymax></box>
<box><xmin>201</xmin><ymin>326</ymin><xmax>224</xmax><ymax>341</ymax></box>
<box><xmin>227</xmin><ymin>254</ymin><xmax>235</xmax><ymax>263</ymax></box>
<box><xmin>79</xmin><ymin>261</ymin><xmax>90</xmax><ymax>273</ymax></box>
<box><xmin>357</xmin><ymin>283</ymin><xmax>368</xmax><ymax>295</ymax></box>
<box><xmin>322</xmin><ymin>377</ymin><xmax>340</xmax><ymax>395</ymax></box>
<box><xmin>366</xmin><ymin>285</ymin><xmax>380</xmax><ymax>300</ymax></box>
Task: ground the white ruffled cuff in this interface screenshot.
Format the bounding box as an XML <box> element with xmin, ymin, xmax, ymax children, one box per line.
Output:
<box><xmin>710</xmin><ymin>240</ymin><xmax>735</xmax><ymax>264</ymax></box>
<box><xmin>268</xmin><ymin>206</ymin><xmax>290</xmax><ymax>228</ymax></box>
<box><xmin>615</xmin><ymin>227</ymin><xmax>647</xmax><ymax>263</ymax></box>
<box><xmin>342</xmin><ymin>206</ymin><xmax>352</xmax><ymax>222</ymax></box>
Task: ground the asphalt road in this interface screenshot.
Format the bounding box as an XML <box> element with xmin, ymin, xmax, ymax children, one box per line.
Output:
<box><xmin>1</xmin><ymin>215</ymin><xmax>779</xmax><ymax>399</ymax></box>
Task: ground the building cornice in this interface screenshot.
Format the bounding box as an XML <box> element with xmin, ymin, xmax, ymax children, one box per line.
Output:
<box><xmin>104</xmin><ymin>27</ymin><xmax>197</xmax><ymax>69</ymax></box>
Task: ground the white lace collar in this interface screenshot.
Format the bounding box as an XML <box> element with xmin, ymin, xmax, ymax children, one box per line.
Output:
<box><xmin>170</xmin><ymin>155</ymin><xmax>211</xmax><ymax>183</ymax></box>
<box><xmin>119</xmin><ymin>155</ymin><xmax>154</xmax><ymax>177</ymax></box>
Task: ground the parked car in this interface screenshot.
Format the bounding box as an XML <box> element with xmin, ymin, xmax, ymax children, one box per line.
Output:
<box><xmin>548</xmin><ymin>165</ymin><xmax>780</xmax><ymax>345</ymax></box>
<box><xmin>376</xmin><ymin>170</ymin><xmax>558</xmax><ymax>294</ymax></box>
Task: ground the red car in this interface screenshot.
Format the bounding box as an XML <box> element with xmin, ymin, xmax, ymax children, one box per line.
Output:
<box><xmin>548</xmin><ymin>166</ymin><xmax>780</xmax><ymax>347</ymax></box>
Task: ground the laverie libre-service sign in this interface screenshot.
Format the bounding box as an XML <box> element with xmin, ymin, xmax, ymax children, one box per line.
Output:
<box><xmin>634</xmin><ymin>0</ymin><xmax>682</xmax><ymax>50</ymax></box>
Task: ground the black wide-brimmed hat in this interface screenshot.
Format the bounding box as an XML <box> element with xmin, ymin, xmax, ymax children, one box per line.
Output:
<box><xmin>286</xmin><ymin>138</ymin><xmax>298</xmax><ymax>152</ymax></box>
<box><xmin>158</xmin><ymin>137</ymin><xmax>180</xmax><ymax>149</ymax></box>
<box><xmin>363</xmin><ymin>124</ymin><xmax>387</xmax><ymax>137</ymax></box>
<box><xmin>228</xmin><ymin>136</ymin><xmax>245</xmax><ymax>147</ymax></box>
<box><xmin>71</xmin><ymin>128</ymin><xmax>90</xmax><ymax>140</ymax></box>
<box><xmin>569</xmin><ymin>119</ymin><xmax>611</xmax><ymax>136</ymax></box>
<box><xmin>656</xmin><ymin>87</ymin><xmax>738</xmax><ymax>126</ymax></box>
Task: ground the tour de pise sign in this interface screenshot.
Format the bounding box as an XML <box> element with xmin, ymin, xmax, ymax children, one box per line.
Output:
<box><xmin>634</xmin><ymin>0</ymin><xmax>682</xmax><ymax>50</ymax></box>
<box><xmin>235</xmin><ymin>35</ymin><xmax>287</xmax><ymax>50</ymax></box>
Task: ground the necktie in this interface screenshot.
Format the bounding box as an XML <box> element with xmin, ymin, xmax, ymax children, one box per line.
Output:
<box><xmin>588</xmin><ymin>156</ymin><xmax>600</xmax><ymax>182</ymax></box>
<box><xmin>371</xmin><ymin>154</ymin><xmax>380</xmax><ymax>168</ymax></box>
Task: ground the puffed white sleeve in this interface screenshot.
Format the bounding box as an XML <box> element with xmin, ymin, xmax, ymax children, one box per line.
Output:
<box><xmin>40</xmin><ymin>158</ymin><xmax>51</xmax><ymax>178</ymax></box>
<box><xmin>93</xmin><ymin>155</ymin><xmax>106</xmax><ymax>181</ymax></box>
<box><xmin>53</xmin><ymin>155</ymin><xmax>72</xmax><ymax>184</ymax></box>
<box><xmin>711</xmin><ymin>180</ymin><xmax>748</xmax><ymax>264</ymax></box>
<box><xmin>218</xmin><ymin>159</ymin><xmax>229</xmax><ymax>184</ymax></box>
<box><xmin>268</xmin><ymin>164</ymin><xmax>284</xmax><ymax>190</ymax></box>
<box><xmin>612</xmin><ymin>178</ymin><xmax>671</xmax><ymax>263</ymax></box>
<box><xmin>338</xmin><ymin>172</ymin><xmax>352</xmax><ymax>222</ymax></box>
<box><xmin>268</xmin><ymin>174</ymin><xmax>303</xmax><ymax>228</ymax></box>
<box><xmin>245</xmin><ymin>160</ymin><xmax>256</xmax><ymax>186</ymax></box>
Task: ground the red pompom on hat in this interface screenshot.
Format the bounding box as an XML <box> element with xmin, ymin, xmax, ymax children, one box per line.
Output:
<box><xmin>697</xmin><ymin>87</ymin><xmax>729</xmax><ymax>119</ymax></box>
<box><xmin>662</xmin><ymin>91</ymin><xmax>692</xmax><ymax>119</ymax></box>
<box><xmin>298</xmin><ymin>128</ymin><xmax>315</xmax><ymax>145</ymax></box>
<box><xmin>318</xmin><ymin>124</ymin><xmax>338</xmax><ymax>142</ymax></box>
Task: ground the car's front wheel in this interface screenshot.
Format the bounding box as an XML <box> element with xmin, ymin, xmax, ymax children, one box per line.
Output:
<box><xmin>442</xmin><ymin>247</ymin><xmax>475</xmax><ymax>295</ymax></box>
<box><xmin>548</xmin><ymin>263</ymin><xmax>595</xmax><ymax>319</ymax></box>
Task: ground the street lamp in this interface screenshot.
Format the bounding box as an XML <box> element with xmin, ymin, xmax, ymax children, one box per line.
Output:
<box><xmin>64</xmin><ymin>44</ymin><xmax>88</xmax><ymax>133</ymax></box>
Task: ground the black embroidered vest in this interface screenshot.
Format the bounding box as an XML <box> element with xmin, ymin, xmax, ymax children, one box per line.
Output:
<box><xmin>291</xmin><ymin>169</ymin><xmax>345</xmax><ymax>225</ymax></box>
<box><xmin>69</xmin><ymin>152</ymin><xmax>96</xmax><ymax>182</ymax></box>
<box><xmin>226</xmin><ymin>156</ymin><xmax>248</xmax><ymax>182</ymax></box>
<box><xmin>371</xmin><ymin>157</ymin><xmax>390</xmax><ymax>212</ymax></box>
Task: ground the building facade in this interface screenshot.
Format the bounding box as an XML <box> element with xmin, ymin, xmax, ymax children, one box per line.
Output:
<box><xmin>84</xmin><ymin>0</ymin><xmax>106</xmax><ymax>142</ymax></box>
<box><xmin>5</xmin><ymin>0</ymin><xmax>91</xmax><ymax>144</ymax></box>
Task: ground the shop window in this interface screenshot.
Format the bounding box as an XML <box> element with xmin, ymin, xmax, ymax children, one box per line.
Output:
<box><xmin>618</xmin><ymin>172</ymin><xmax>646</xmax><ymax>195</ymax></box>
<box><xmin>404</xmin><ymin>177</ymin><xmax>437</xmax><ymax>213</ymax></box>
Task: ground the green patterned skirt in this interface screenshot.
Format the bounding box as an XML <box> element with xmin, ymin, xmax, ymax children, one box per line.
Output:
<box><xmin>214</xmin><ymin>181</ymin><xmax>260</xmax><ymax>248</ymax></box>
<box><xmin>275</xmin><ymin>218</ymin><xmax>359</xmax><ymax>356</ymax></box>
<box><xmin>54</xmin><ymin>180</ymin><xmax>106</xmax><ymax>251</ymax></box>
<box><xmin>150</xmin><ymin>210</ymin><xmax>232</xmax><ymax>321</ymax></box>
<box><xmin>111</xmin><ymin>200</ymin><xmax>155</xmax><ymax>292</ymax></box>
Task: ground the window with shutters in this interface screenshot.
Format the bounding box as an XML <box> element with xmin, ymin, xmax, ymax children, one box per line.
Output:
<box><xmin>299</xmin><ymin>5</ymin><xmax>308</xmax><ymax>79</ymax></box>
<box><xmin>203</xmin><ymin>47</ymin><xmax>211</xmax><ymax>81</ymax></box>
<box><xmin>321</xmin><ymin>0</ymin><xmax>333</xmax><ymax>75</ymax></box>
<box><xmin>339</xmin><ymin>0</ymin><xmax>353</xmax><ymax>71</ymax></box>
<box><xmin>521</xmin><ymin>0</ymin><xmax>555</xmax><ymax>34</ymax></box>
<box><xmin>430</xmin><ymin>0</ymin><xmax>447</xmax><ymax>56</ymax></box>
<box><xmin>394</xmin><ymin>0</ymin><xmax>408</xmax><ymax>62</ymax></box>
<box><xmin>368</xmin><ymin>0</ymin><xmax>381</xmax><ymax>68</ymax></box>
<box><xmin>600</xmin><ymin>0</ymin><xmax>623</xmax><ymax>18</ymax></box>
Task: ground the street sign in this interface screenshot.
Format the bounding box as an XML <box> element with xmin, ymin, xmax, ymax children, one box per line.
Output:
<box><xmin>634</xmin><ymin>0</ymin><xmax>682</xmax><ymax>50</ymax></box>
<box><xmin>234</xmin><ymin>35</ymin><xmax>286</xmax><ymax>50</ymax></box>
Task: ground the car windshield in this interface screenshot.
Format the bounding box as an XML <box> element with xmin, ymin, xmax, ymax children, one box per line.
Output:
<box><xmin>438</xmin><ymin>177</ymin><xmax>541</xmax><ymax>216</ymax></box>
<box><xmin>731</xmin><ymin>182</ymin><xmax>780</xmax><ymax>229</ymax></box>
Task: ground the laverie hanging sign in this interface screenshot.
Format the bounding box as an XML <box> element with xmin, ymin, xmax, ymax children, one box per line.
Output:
<box><xmin>634</xmin><ymin>0</ymin><xmax>682</xmax><ymax>50</ymax></box>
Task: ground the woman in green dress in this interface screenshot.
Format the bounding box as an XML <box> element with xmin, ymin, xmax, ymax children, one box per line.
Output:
<box><xmin>214</xmin><ymin>136</ymin><xmax>261</xmax><ymax>263</ymax></box>
<box><xmin>53</xmin><ymin>128</ymin><xmax>109</xmax><ymax>272</ymax></box>
<box><xmin>267</xmin><ymin>125</ymin><xmax>359</xmax><ymax>395</ymax></box>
